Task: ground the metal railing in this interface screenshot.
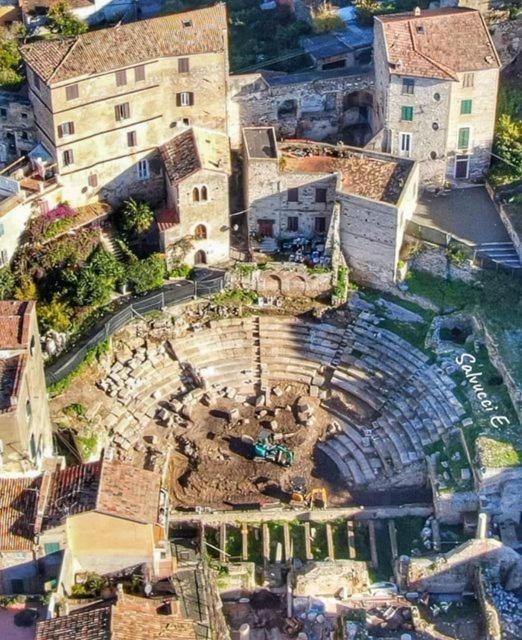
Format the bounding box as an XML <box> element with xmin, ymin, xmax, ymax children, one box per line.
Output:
<box><xmin>45</xmin><ymin>275</ymin><xmax>224</xmax><ymax>386</ymax></box>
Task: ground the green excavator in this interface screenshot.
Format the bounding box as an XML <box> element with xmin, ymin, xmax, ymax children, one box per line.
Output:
<box><xmin>252</xmin><ymin>432</ymin><xmax>294</xmax><ymax>467</ymax></box>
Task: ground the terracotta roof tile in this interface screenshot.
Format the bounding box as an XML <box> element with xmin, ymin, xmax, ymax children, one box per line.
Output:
<box><xmin>35</xmin><ymin>594</ymin><xmax>198</xmax><ymax>640</ymax></box>
<box><xmin>378</xmin><ymin>8</ymin><xmax>500</xmax><ymax>80</ymax></box>
<box><xmin>0</xmin><ymin>476</ymin><xmax>41</xmax><ymax>551</ymax></box>
<box><xmin>157</xmin><ymin>207</ymin><xmax>180</xmax><ymax>231</ymax></box>
<box><xmin>41</xmin><ymin>460</ymin><xmax>161</xmax><ymax>530</ymax></box>
<box><xmin>0</xmin><ymin>300</ymin><xmax>34</xmax><ymax>350</ymax></box>
<box><xmin>160</xmin><ymin>126</ymin><xmax>230</xmax><ymax>184</ymax></box>
<box><xmin>21</xmin><ymin>4</ymin><xmax>227</xmax><ymax>83</ymax></box>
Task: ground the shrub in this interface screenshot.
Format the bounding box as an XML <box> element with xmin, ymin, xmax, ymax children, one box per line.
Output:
<box><xmin>13</xmin><ymin>275</ymin><xmax>38</xmax><ymax>301</ymax></box>
<box><xmin>169</xmin><ymin>262</ymin><xmax>192</xmax><ymax>279</ymax></box>
<box><xmin>47</xmin><ymin>339</ymin><xmax>110</xmax><ymax>396</ymax></box>
<box><xmin>66</xmin><ymin>247</ymin><xmax>123</xmax><ymax>306</ymax></box>
<box><xmin>489</xmin><ymin>88</ymin><xmax>522</xmax><ymax>187</ymax></box>
<box><xmin>38</xmin><ymin>298</ymin><xmax>72</xmax><ymax>333</ymax></box>
<box><xmin>312</xmin><ymin>10</ymin><xmax>345</xmax><ymax>34</ymax></box>
<box><xmin>0</xmin><ymin>25</ymin><xmax>24</xmax><ymax>90</ymax></box>
<box><xmin>63</xmin><ymin>403</ymin><xmax>87</xmax><ymax>418</ymax></box>
<box><xmin>0</xmin><ymin>267</ymin><xmax>15</xmax><ymax>299</ymax></box>
<box><xmin>127</xmin><ymin>253</ymin><xmax>166</xmax><ymax>293</ymax></box>
<box><xmin>48</xmin><ymin>1</ymin><xmax>88</xmax><ymax>36</ymax></box>
<box><xmin>212</xmin><ymin>288</ymin><xmax>258</xmax><ymax>305</ymax></box>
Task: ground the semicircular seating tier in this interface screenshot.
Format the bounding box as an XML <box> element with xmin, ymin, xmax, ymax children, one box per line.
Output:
<box><xmin>94</xmin><ymin>314</ymin><xmax>465</xmax><ymax>488</ymax></box>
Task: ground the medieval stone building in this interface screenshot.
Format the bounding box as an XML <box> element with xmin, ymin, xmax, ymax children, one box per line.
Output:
<box><xmin>243</xmin><ymin>127</ymin><xmax>418</xmax><ymax>285</ymax></box>
<box><xmin>20</xmin><ymin>4</ymin><xmax>229</xmax><ymax>207</ymax></box>
<box><xmin>373</xmin><ymin>7</ymin><xmax>500</xmax><ymax>186</ymax></box>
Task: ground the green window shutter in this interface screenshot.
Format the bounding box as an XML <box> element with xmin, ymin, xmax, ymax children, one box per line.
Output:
<box><xmin>461</xmin><ymin>99</ymin><xmax>472</xmax><ymax>115</ymax></box>
<box><xmin>44</xmin><ymin>542</ymin><xmax>60</xmax><ymax>555</ymax></box>
<box><xmin>458</xmin><ymin>127</ymin><xmax>470</xmax><ymax>149</ymax></box>
<box><xmin>401</xmin><ymin>106</ymin><xmax>413</xmax><ymax>121</ymax></box>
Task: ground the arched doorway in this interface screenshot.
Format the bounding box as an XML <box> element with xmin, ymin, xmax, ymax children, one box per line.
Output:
<box><xmin>341</xmin><ymin>90</ymin><xmax>374</xmax><ymax>146</ymax></box>
<box><xmin>194</xmin><ymin>249</ymin><xmax>207</xmax><ymax>265</ymax></box>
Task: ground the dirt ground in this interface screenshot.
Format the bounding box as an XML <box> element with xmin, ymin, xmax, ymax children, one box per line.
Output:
<box><xmin>169</xmin><ymin>385</ymin><xmax>336</xmax><ymax>509</ymax></box>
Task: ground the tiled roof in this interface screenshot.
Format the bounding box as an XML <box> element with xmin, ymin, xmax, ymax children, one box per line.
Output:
<box><xmin>35</xmin><ymin>601</ymin><xmax>112</xmax><ymax>640</ymax></box>
<box><xmin>377</xmin><ymin>8</ymin><xmax>500</xmax><ymax>80</ymax></box>
<box><xmin>20</xmin><ymin>4</ymin><xmax>227</xmax><ymax>83</ymax></box>
<box><xmin>0</xmin><ymin>476</ymin><xmax>41</xmax><ymax>551</ymax></box>
<box><xmin>20</xmin><ymin>0</ymin><xmax>93</xmax><ymax>15</ymax></box>
<box><xmin>157</xmin><ymin>207</ymin><xmax>180</xmax><ymax>232</ymax></box>
<box><xmin>97</xmin><ymin>460</ymin><xmax>161</xmax><ymax>525</ymax></box>
<box><xmin>41</xmin><ymin>460</ymin><xmax>161</xmax><ymax>530</ymax></box>
<box><xmin>35</xmin><ymin>594</ymin><xmax>197</xmax><ymax>640</ymax></box>
<box><xmin>280</xmin><ymin>141</ymin><xmax>412</xmax><ymax>204</ymax></box>
<box><xmin>0</xmin><ymin>354</ymin><xmax>26</xmax><ymax>411</ymax></box>
<box><xmin>0</xmin><ymin>300</ymin><xmax>34</xmax><ymax>350</ymax></box>
<box><xmin>160</xmin><ymin>126</ymin><xmax>230</xmax><ymax>184</ymax></box>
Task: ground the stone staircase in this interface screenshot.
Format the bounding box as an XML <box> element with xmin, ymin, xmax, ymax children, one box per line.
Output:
<box><xmin>475</xmin><ymin>241</ymin><xmax>521</xmax><ymax>269</ymax></box>
<box><xmin>100</xmin><ymin>227</ymin><xmax>124</xmax><ymax>261</ymax></box>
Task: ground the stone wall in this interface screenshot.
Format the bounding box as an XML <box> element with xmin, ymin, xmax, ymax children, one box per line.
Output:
<box><xmin>0</xmin><ymin>551</ymin><xmax>39</xmax><ymax>594</ymax></box>
<box><xmin>409</xmin><ymin>243</ymin><xmax>478</xmax><ymax>283</ymax></box>
<box><xmin>229</xmin><ymin>263</ymin><xmax>333</xmax><ymax>298</ymax></box>
<box><xmin>0</xmin><ymin>91</ymin><xmax>37</xmax><ymax>165</ymax></box>
<box><xmin>228</xmin><ymin>68</ymin><xmax>374</xmax><ymax>148</ymax></box>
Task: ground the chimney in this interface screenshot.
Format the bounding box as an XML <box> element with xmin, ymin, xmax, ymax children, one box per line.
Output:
<box><xmin>414</xmin><ymin>6</ymin><xmax>421</xmax><ymax>16</ymax></box>
<box><xmin>476</xmin><ymin>512</ymin><xmax>488</xmax><ymax>540</ymax></box>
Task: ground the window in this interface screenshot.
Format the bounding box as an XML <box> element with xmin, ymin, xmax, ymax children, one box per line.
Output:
<box><xmin>44</xmin><ymin>543</ymin><xmax>60</xmax><ymax>555</ymax></box>
<box><xmin>21</xmin><ymin>112</ymin><xmax>27</xmax><ymax>119</ymax></box>
<box><xmin>88</xmin><ymin>173</ymin><xmax>98</xmax><ymax>188</ymax></box>
<box><xmin>20</xmin><ymin>132</ymin><xmax>28</xmax><ymax>140</ymax></box>
<box><xmin>115</xmin><ymin>102</ymin><xmax>130</xmax><ymax>121</ymax></box>
<box><xmin>134</xmin><ymin>65</ymin><xmax>145</xmax><ymax>82</ymax></box>
<box><xmin>182</xmin><ymin>118</ymin><xmax>190</xmax><ymax>126</ymax></box>
<box><xmin>401</xmin><ymin>106</ymin><xmax>413</xmax><ymax>121</ymax></box>
<box><xmin>127</xmin><ymin>130</ymin><xmax>137</xmax><ymax>147</ymax></box>
<box><xmin>287</xmin><ymin>187</ymin><xmax>298</xmax><ymax>202</ymax></box>
<box><xmin>433</xmin><ymin>92</ymin><xmax>441</xmax><ymax>101</ymax></box>
<box><xmin>287</xmin><ymin>216</ymin><xmax>298</xmax><ymax>232</ymax></box>
<box><xmin>314</xmin><ymin>217</ymin><xmax>326</xmax><ymax>233</ymax></box>
<box><xmin>0</xmin><ymin>249</ymin><xmax>8</xmax><ymax>266</ymax></box>
<box><xmin>462</xmin><ymin>73</ymin><xmax>474</xmax><ymax>88</ymax></box>
<box><xmin>182</xmin><ymin>19</ymin><xmax>192</xmax><ymax>27</ymax></box>
<box><xmin>176</xmin><ymin>92</ymin><xmax>194</xmax><ymax>107</ymax></box>
<box><xmin>402</xmin><ymin>78</ymin><xmax>415</xmax><ymax>94</ymax></box>
<box><xmin>58</xmin><ymin>121</ymin><xmax>75</xmax><ymax>137</ymax></box>
<box><xmin>461</xmin><ymin>99</ymin><xmax>472</xmax><ymax>115</ymax></box>
<box><xmin>195</xmin><ymin>224</ymin><xmax>207</xmax><ymax>239</ymax></box>
<box><xmin>62</xmin><ymin>149</ymin><xmax>74</xmax><ymax>166</ymax></box>
<box><xmin>315</xmin><ymin>188</ymin><xmax>327</xmax><ymax>203</ymax></box>
<box><xmin>0</xmin><ymin>223</ymin><xmax>4</xmax><ymax>236</ymax></box>
<box><xmin>178</xmin><ymin>58</ymin><xmax>190</xmax><ymax>73</ymax></box>
<box><xmin>30</xmin><ymin>335</ymin><xmax>35</xmax><ymax>356</ymax></box>
<box><xmin>137</xmin><ymin>159</ymin><xmax>149</xmax><ymax>180</ymax></box>
<box><xmin>400</xmin><ymin>132</ymin><xmax>412</xmax><ymax>156</ymax></box>
<box><xmin>0</xmin><ymin>108</ymin><xmax>6</xmax><ymax>117</ymax></box>
<box><xmin>200</xmin><ymin>185</ymin><xmax>208</xmax><ymax>201</ymax></box>
<box><xmin>458</xmin><ymin>127</ymin><xmax>470</xmax><ymax>149</ymax></box>
<box><xmin>33</xmin><ymin>73</ymin><xmax>40</xmax><ymax>92</ymax></box>
<box><xmin>65</xmin><ymin>84</ymin><xmax>79</xmax><ymax>101</ymax></box>
<box><xmin>432</xmin><ymin>122</ymin><xmax>439</xmax><ymax>131</ymax></box>
<box><xmin>192</xmin><ymin>187</ymin><xmax>200</xmax><ymax>202</ymax></box>
<box><xmin>115</xmin><ymin>69</ymin><xmax>127</xmax><ymax>86</ymax></box>
<box><xmin>26</xmin><ymin>400</ymin><xmax>32</xmax><ymax>419</ymax></box>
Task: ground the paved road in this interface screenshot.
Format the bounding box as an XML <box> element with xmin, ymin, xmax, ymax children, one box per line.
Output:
<box><xmin>413</xmin><ymin>187</ymin><xmax>511</xmax><ymax>245</ymax></box>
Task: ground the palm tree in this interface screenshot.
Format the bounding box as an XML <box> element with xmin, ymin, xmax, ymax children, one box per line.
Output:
<box><xmin>122</xmin><ymin>198</ymin><xmax>154</xmax><ymax>236</ymax></box>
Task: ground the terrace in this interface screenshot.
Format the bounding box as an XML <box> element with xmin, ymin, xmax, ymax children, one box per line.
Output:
<box><xmin>280</xmin><ymin>141</ymin><xmax>414</xmax><ymax>205</ymax></box>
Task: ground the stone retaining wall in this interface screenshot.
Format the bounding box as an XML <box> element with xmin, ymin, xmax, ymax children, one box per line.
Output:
<box><xmin>408</xmin><ymin>243</ymin><xmax>477</xmax><ymax>283</ymax></box>
<box><xmin>229</xmin><ymin>263</ymin><xmax>333</xmax><ymax>298</ymax></box>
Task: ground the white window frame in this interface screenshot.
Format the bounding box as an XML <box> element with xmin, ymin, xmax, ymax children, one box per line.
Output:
<box><xmin>454</xmin><ymin>154</ymin><xmax>470</xmax><ymax>179</ymax></box>
<box><xmin>0</xmin><ymin>249</ymin><xmax>8</xmax><ymax>266</ymax></box>
<box><xmin>137</xmin><ymin>159</ymin><xmax>150</xmax><ymax>180</ymax></box>
<box><xmin>399</xmin><ymin>132</ymin><xmax>412</xmax><ymax>157</ymax></box>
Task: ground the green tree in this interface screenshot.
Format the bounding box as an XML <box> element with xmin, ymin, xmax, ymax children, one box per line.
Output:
<box><xmin>127</xmin><ymin>254</ymin><xmax>166</xmax><ymax>294</ymax></box>
<box><xmin>67</xmin><ymin>247</ymin><xmax>123</xmax><ymax>306</ymax></box>
<box><xmin>0</xmin><ymin>267</ymin><xmax>15</xmax><ymax>299</ymax></box>
<box><xmin>490</xmin><ymin>88</ymin><xmax>522</xmax><ymax>186</ymax></box>
<box><xmin>0</xmin><ymin>25</ymin><xmax>24</xmax><ymax>90</ymax></box>
<box><xmin>313</xmin><ymin>11</ymin><xmax>345</xmax><ymax>34</ymax></box>
<box><xmin>120</xmin><ymin>198</ymin><xmax>155</xmax><ymax>237</ymax></box>
<box><xmin>48</xmin><ymin>1</ymin><xmax>88</xmax><ymax>37</ymax></box>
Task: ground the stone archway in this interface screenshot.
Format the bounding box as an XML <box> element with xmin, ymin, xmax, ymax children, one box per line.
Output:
<box><xmin>341</xmin><ymin>90</ymin><xmax>375</xmax><ymax>146</ymax></box>
<box><xmin>283</xmin><ymin>275</ymin><xmax>306</xmax><ymax>297</ymax></box>
<box><xmin>263</xmin><ymin>274</ymin><xmax>282</xmax><ymax>294</ymax></box>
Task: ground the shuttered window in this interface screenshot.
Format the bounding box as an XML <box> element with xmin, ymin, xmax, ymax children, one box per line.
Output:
<box><xmin>65</xmin><ymin>84</ymin><xmax>79</xmax><ymax>100</ymax></box>
<box><xmin>115</xmin><ymin>69</ymin><xmax>127</xmax><ymax>86</ymax></box>
<box><xmin>127</xmin><ymin>130</ymin><xmax>137</xmax><ymax>147</ymax></box>
<box><xmin>115</xmin><ymin>102</ymin><xmax>130</xmax><ymax>121</ymax></box>
<box><xmin>178</xmin><ymin>58</ymin><xmax>190</xmax><ymax>73</ymax></box>
<box><xmin>176</xmin><ymin>92</ymin><xmax>194</xmax><ymax>107</ymax></box>
<box><xmin>88</xmin><ymin>173</ymin><xmax>98</xmax><ymax>188</ymax></box>
<box><xmin>62</xmin><ymin>149</ymin><xmax>74</xmax><ymax>166</ymax></box>
<box><xmin>58</xmin><ymin>121</ymin><xmax>75</xmax><ymax>137</ymax></box>
<box><xmin>287</xmin><ymin>188</ymin><xmax>298</xmax><ymax>202</ymax></box>
<box><xmin>134</xmin><ymin>65</ymin><xmax>145</xmax><ymax>81</ymax></box>
<box><xmin>401</xmin><ymin>106</ymin><xmax>413</xmax><ymax>121</ymax></box>
<box><xmin>460</xmin><ymin>99</ymin><xmax>472</xmax><ymax>115</ymax></box>
<box><xmin>458</xmin><ymin>127</ymin><xmax>470</xmax><ymax>149</ymax></box>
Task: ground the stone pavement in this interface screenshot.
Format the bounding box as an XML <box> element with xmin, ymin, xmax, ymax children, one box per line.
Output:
<box><xmin>413</xmin><ymin>187</ymin><xmax>511</xmax><ymax>245</ymax></box>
